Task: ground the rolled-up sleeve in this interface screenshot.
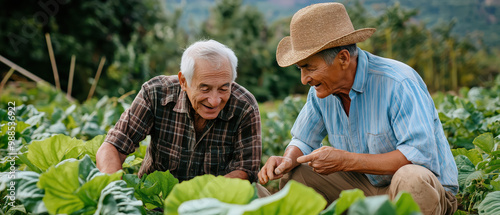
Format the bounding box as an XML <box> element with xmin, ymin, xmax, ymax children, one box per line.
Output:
<box><xmin>288</xmin><ymin>88</ymin><xmax>328</xmax><ymax>155</ymax></box>
<box><xmin>229</xmin><ymin>105</ymin><xmax>262</xmax><ymax>182</ymax></box>
<box><xmin>392</xmin><ymin>79</ymin><xmax>440</xmax><ymax>176</ymax></box>
<box><xmin>105</xmin><ymin>85</ymin><xmax>154</xmax><ymax>155</ymax></box>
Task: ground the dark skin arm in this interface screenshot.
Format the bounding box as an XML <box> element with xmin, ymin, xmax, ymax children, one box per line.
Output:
<box><xmin>296</xmin><ymin>146</ymin><xmax>411</xmax><ymax>175</ymax></box>
<box><xmin>96</xmin><ymin>142</ymin><xmax>128</xmax><ymax>174</ymax></box>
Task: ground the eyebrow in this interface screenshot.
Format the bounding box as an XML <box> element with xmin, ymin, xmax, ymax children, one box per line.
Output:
<box><xmin>296</xmin><ymin>63</ymin><xmax>308</xmax><ymax>69</ymax></box>
<box><xmin>199</xmin><ymin>83</ymin><xmax>231</xmax><ymax>88</ymax></box>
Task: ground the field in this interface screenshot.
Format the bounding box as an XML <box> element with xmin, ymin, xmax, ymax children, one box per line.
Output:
<box><xmin>1</xmin><ymin>77</ymin><xmax>500</xmax><ymax>214</ymax></box>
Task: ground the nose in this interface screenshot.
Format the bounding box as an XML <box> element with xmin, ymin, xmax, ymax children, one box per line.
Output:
<box><xmin>301</xmin><ymin>69</ymin><xmax>311</xmax><ymax>85</ymax></box>
<box><xmin>207</xmin><ymin>93</ymin><xmax>222</xmax><ymax>107</ymax></box>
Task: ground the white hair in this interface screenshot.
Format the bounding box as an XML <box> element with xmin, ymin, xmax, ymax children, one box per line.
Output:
<box><xmin>180</xmin><ymin>40</ymin><xmax>238</xmax><ymax>86</ymax></box>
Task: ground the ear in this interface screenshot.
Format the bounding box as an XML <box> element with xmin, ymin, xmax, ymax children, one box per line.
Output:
<box><xmin>178</xmin><ymin>71</ymin><xmax>187</xmax><ymax>91</ymax></box>
<box><xmin>337</xmin><ymin>50</ymin><xmax>351</xmax><ymax>70</ymax></box>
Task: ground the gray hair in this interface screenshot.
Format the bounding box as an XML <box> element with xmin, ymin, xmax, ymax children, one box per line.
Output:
<box><xmin>317</xmin><ymin>44</ymin><xmax>358</xmax><ymax>65</ymax></box>
<box><xmin>180</xmin><ymin>40</ymin><xmax>238</xmax><ymax>86</ymax></box>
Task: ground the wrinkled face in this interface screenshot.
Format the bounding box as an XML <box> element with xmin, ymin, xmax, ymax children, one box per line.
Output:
<box><xmin>296</xmin><ymin>53</ymin><xmax>349</xmax><ymax>99</ymax></box>
<box><xmin>179</xmin><ymin>59</ymin><xmax>232</xmax><ymax>120</ymax></box>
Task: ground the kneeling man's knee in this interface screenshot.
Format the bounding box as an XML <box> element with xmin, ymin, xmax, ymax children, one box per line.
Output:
<box><xmin>390</xmin><ymin>164</ymin><xmax>444</xmax><ymax>215</ymax></box>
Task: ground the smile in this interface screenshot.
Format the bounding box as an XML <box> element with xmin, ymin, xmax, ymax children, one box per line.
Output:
<box><xmin>203</xmin><ymin>104</ymin><xmax>216</xmax><ymax>110</ymax></box>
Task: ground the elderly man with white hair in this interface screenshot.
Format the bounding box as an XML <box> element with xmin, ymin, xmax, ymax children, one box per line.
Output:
<box><xmin>97</xmin><ymin>40</ymin><xmax>262</xmax><ymax>185</ymax></box>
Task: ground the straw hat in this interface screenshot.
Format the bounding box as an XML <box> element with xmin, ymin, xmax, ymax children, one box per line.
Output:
<box><xmin>276</xmin><ymin>2</ymin><xmax>376</xmax><ymax>67</ymax></box>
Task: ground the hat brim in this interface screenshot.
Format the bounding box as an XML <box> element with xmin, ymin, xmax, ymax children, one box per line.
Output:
<box><xmin>276</xmin><ymin>28</ymin><xmax>376</xmax><ymax>67</ymax></box>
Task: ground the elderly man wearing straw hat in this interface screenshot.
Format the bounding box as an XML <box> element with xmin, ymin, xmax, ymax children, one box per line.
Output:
<box><xmin>258</xmin><ymin>2</ymin><xmax>458</xmax><ymax>215</ymax></box>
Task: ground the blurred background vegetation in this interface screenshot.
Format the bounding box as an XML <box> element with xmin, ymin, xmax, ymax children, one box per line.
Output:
<box><xmin>1</xmin><ymin>0</ymin><xmax>499</xmax><ymax>102</ymax></box>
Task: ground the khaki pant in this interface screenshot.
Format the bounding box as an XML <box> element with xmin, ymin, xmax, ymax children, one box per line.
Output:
<box><xmin>279</xmin><ymin>164</ymin><xmax>457</xmax><ymax>215</ymax></box>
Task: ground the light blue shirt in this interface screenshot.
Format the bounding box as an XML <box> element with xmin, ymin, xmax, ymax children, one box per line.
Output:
<box><xmin>289</xmin><ymin>48</ymin><xmax>458</xmax><ymax>194</ymax></box>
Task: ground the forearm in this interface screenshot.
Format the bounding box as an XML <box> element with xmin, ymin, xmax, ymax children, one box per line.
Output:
<box><xmin>96</xmin><ymin>142</ymin><xmax>127</xmax><ymax>174</ymax></box>
<box><xmin>283</xmin><ymin>145</ymin><xmax>305</xmax><ymax>169</ymax></box>
<box><xmin>346</xmin><ymin>149</ymin><xmax>411</xmax><ymax>175</ymax></box>
<box><xmin>225</xmin><ymin>170</ymin><xmax>249</xmax><ymax>180</ymax></box>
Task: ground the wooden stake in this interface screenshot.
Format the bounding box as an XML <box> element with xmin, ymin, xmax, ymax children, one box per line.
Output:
<box><xmin>87</xmin><ymin>56</ymin><xmax>106</xmax><ymax>101</ymax></box>
<box><xmin>45</xmin><ymin>33</ymin><xmax>61</xmax><ymax>91</ymax></box>
<box><xmin>67</xmin><ymin>55</ymin><xmax>75</xmax><ymax>100</ymax></box>
<box><xmin>0</xmin><ymin>55</ymin><xmax>44</xmax><ymax>83</ymax></box>
<box><xmin>0</xmin><ymin>68</ymin><xmax>15</xmax><ymax>95</ymax></box>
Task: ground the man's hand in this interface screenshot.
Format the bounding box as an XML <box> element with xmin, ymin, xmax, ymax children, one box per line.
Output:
<box><xmin>296</xmin><ymin>146</ymin><xmax>351</xmax><ymax>175</ymax></box>
<box><xmin>258</xmin><ymin>146</ymin><xmax>304</xmax><ymax>184</ymax></box>
<box><xmin>258</xmin><ymin>156</ymin><xmax>294</xmax><ymax>184</ymax></box>
<box><xmin>225</xmin><ymin>170</ymin><xmax>249</xmax><ymax>180</ymax></box>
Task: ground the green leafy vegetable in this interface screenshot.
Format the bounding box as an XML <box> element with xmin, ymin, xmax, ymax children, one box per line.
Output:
<box><xmin>123</xmin><ymin>170</ymin><xmax>178</xmax><ymax>209</ymax></box>
<box><xmin>164</xmin><ymin>175</ymin><xmax>256</xmax><ymax>215</ymax></box>
<box><xmin>478</xmin><ymin>191</ymin><xmax>500</xmax><ymax>215</ymax></box>
<box><xmin>177</xmin><ymin>180</ymin><xmax>326</xmax><ymax>215</ymax></box>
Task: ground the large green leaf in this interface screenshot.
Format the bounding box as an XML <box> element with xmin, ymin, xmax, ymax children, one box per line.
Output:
<box><xmin>320</xmin><ymin>189</ymin><xmax>365</xmax><ymax>215</ymax></box>
<box><xmin>455</xmin><ymin>155</ymin><xmax>477</xmax><ymax>192</ymax></box>
<box><xmin>36</xmin><ymin>155</ymin><xmax>124</xmax><ymax>214</ymax></box>
<box><xmin>82</xmin><ymin>134</ymin><xmax>106</xmax><ymax>162</ymax></box>
<box><xmin>94</xmin><ymin>180</ymin><xmax>145</xmax><ymax>215</ymax></box>
<box><xmin>394</xmin><ymin>192</ymin><xmax>421</xmax><ymax>215</ymax></box>
<box><xmin>76</xmin><ymin>172</ymin><xmax>122</xmax><ymax>206</ymax></box>
<box><xmin>123</xmin><ymin>170</ymin><xmax>178</xmax><ymax>209</ymax></box>
<box><xmin>27</xmin><ymin>134</ymin><xmax>84</xmax><ymax>171</ymax></box>
<box><xmin>177</xmin><ymin>180</ymin><xmax>326</xmax><ymax>215</ymax></box>
<box><xmin>0</xmin><ymin>171</ymin><xmax>47</xmax><ymax>214</ymax></box>
<box><xmin>473</xmin><ymin>133</ymin><xmax>494</xmax><ymax>154</ymax></box>
<box><xmin>347</xmin><ymin>195</ymin><xmax>396</xmax><ymax>215</ymax></box>
<box><xmin>478</xmin><ymin>191</ymin><xmax>500</xmax><ymax>215</ymax></box>
<box><xmin>451</xmin><ymin>148</ymin><xmax>483</xmax><ymax>166</ymax></box>
<box><xmin>142</xmin><ymin>170</ymin><xmax>178</xmax><ymax>200</ymax></box>
<box><xmin>37</xmin><ymin>158</ymin><xmax>84</xmax><ymax>214</ymax></box>
<box><xmin>164</xmin><ymin>175</ymin><xmax>255</xmax><ymax>215</ymax></box>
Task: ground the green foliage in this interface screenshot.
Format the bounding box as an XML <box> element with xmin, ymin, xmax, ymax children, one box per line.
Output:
<box><xmin>434</xmin><ymin>79</ymin><xmax>500</xmax><ymax>149</ymax></box>
<box><xmin>261</xmin><ymin>96</ymin><xmax>305</xmax><ymax>164</ymax></box>
<box><xmin>164</xmin><ymin>175</ymin><xmax>256</xmax><ymax>215</ymax></box>
<box><xmin>37</xmin><ymin>156</ymin><xmax>123</xmax><ymax>214</ymax></box>
<box><xmin>26</xmin><ymin>134</ymin><xmax>105</xmax><ymax>172</ymax></box>
<box><xmin>451</xmin><ymin>133</ymin><xmax>500</xmax><ymax>212</ymax></box>
<box><xmin>320</xmin><ymin>189</ymin><xmax>366</xmax><ymax>215</ymax></box>
<box><xmin>176</xmin><ymin>180</ymin><xmax>326</xmax><ymax>215</ymax></box>
<box><xmin>478</xmin><ymin>191</ymin><xmax>500</xmax><ymax>215</ymax></box>
<box><xmin>94</xmin><ymin>180</ymin><xmax>145</xmax><ymax>215</ymax></box>
<box><xmin>0</xmin><ymin>171</ymin><xmax>46</xmax><ymax>214</ymax></box>
<box><xmin>320</xmin><ymin>189</ymin><xmax>421</xmax><ymax>215</ymax></box>
<box><xmin>123</xmin><ymin>170</ymin><xmax>178</xmax><ymax>209</ymax></box>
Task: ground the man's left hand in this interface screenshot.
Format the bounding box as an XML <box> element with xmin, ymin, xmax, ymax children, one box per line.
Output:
<box><xmin>296</xmin><ymin>146</ymin><xmax>352</xmax><ymax>175</ymax></box>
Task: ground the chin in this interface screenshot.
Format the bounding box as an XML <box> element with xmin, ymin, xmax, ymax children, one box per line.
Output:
<box><xmin>315</xmin><ymin>92</ymin><xmax>328</xmax><ymax>99</ymax></box>
<box><xmin>200</xmin><ymin>112</ymin><xmax>219</xmax><ymax>120</ymax></box>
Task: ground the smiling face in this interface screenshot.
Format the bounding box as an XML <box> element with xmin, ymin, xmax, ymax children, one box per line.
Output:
<box><xmin>179</xmin><ymin>58</ymin><xmax>232</xmax><ymax>120</ymax></box>
<box><xmin>296</xmin><ymin>50</ymin><xmax>355</xmax><ymax>99</ymax></box>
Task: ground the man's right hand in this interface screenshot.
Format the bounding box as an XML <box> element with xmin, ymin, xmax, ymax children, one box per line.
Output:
<box><xmin>258</xmin><ymin>156</ymin><xmax>293</xmax><ymax>184</ymax></box>
<box><xmin>258</xmin><ymin>145</ymin><xmax>304</xmax><ymax>184</ymax></box>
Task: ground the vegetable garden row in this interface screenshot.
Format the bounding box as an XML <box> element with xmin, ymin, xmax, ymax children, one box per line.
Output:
<box><xmin>1</xmin><ymin>76</ymin><xmax>500</xmax><ymax>214</ymax></box>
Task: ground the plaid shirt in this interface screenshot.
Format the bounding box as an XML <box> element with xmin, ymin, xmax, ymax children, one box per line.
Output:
<box><xmin>105</xmin><ymin>75</ymin><xmax>262</xmax><ymax>182</ymax></box>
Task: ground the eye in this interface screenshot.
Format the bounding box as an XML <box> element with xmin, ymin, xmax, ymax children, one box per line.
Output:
<box><xmin>200</xmin><ymin>87</ymin><xmax>209</xmax><ymax>92</ymax></box>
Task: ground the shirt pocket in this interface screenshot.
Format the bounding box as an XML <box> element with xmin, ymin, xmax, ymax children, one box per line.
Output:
<box><xmin>204</xmin><ymin>142</ymin><xmax>233</xmax><ymax>175</ymax></box>
<box><xmin>156</xmin><ymin>143</ymin><xmax>180</xmax><ymax>172</ymax></box>
<box><xmin>366</xmin><ymin>132</ymin><xmax>397</xmax><ymax>155</ymax></box>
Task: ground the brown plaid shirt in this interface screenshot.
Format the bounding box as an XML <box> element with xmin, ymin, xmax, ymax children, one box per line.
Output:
<box><xmin>105</xmin><ymin>75</ymin><xmax>262</xmax><ymax>182</ymax></box>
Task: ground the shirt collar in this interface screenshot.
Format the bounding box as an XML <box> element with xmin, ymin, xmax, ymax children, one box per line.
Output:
<box><xmin>172</xmin><ymin>90</ymin><xmax>190</xmax><ymax>114</ymax></box>
<box><xmin>350</xmin><ymin>47</ymin><xmax>368</xmax><ymax>95</ymax></box>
